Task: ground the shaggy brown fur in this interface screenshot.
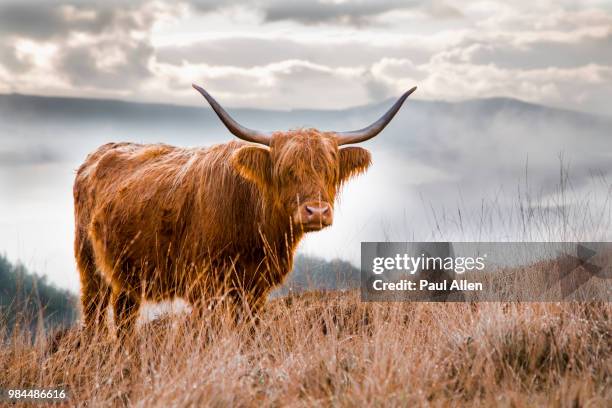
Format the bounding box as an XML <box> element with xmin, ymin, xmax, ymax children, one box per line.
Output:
<box><xmin>74</xmin><ymin>129</ymin><xmax>371</xmax><ymax>334</ymax></box>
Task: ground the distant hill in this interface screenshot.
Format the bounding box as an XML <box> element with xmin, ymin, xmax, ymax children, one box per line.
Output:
<box><xmin>1</xmin><ymin>91</ymin><xmax>609</xmax><ymax>170</ymax></box>
<box><xmin>273</xmin><ymin>254</ymin><xmax>360</xmax><ymax>297</ymax></box>
<box><xmin>1</xmin><ymin>92</ymin><xmax>609</xmax><ymax>136</ymax></box>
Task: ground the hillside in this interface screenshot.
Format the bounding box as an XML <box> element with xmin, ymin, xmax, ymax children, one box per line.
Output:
<box><xmin>1</xmin><ymin>92</ymin><xmax>609</xmax><ymax>133</ymax></box>
<box><xmin>2</xmin><ymin>291</ymin><xmax>610</xmax><ymax>406</ymax></box>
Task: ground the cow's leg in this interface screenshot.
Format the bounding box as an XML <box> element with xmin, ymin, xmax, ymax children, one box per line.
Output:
<box><xmin>76</xmin><ymin>231</ymin><xmax>110</xmax><ymax>332</ymax></box>
<box><xmin>112</xmin><ymin>289</ymin><xmax>140</xmax><ymax>337</ymax></box>
<box><xmin>223</xmin><ymin>264</ymin><xmax>271</xmax><ymax>327</ymax></box>
<box><xmin>229</xmin><ymin>285</ymin><xmax>267</xmax><ymax>327</ymax></box>
<box><xmin>246</xmin><ymin>288</ymin><xmax>269</xmax><ymax>327</ymax></box>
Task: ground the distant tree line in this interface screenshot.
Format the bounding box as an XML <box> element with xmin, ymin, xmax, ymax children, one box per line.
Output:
<box><xmin>274</xmin><ymin>254</ymin><xmax>360</xmax><ymax>297</ymax></box>
<box><xmin>0</xmin><ymin>251</ymin><xmax>359</xmax><ymax>330</ymax></box>
<box><xmin>0</xmin><ymin>254</ymin><xmax>77</xmax><ymax>332</ymax></box>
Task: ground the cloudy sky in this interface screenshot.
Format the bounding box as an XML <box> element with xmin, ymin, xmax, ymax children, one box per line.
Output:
<box><xmin>0</xmin><ymin>0</ymin><xmax>611</xmax><ymax>114</ymax></box>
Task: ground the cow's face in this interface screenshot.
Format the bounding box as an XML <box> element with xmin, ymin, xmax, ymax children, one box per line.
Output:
<box><xmin>192</xmin><ymin>83</ymin><xmax>415</xmax><ymax>231</ymax></box>
<box><xmin>231</xmin><ymin>130</ymin><xmax>371</xmax><ymax>231</ymax></box>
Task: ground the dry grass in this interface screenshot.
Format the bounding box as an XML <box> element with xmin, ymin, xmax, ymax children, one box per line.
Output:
<box><xmin>1</xmin><ymin>291</ymin><xmax>610</xmax><ymax>407</ymax></box>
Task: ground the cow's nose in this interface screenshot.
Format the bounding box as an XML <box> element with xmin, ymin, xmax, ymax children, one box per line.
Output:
<box><xmin>295</xmin><ymin>201</ymin><xmax>333</xmax><ymax>230</ymax></box>
<box><xmin>305</xmin><ymin>205</ymin><xmax>328</xmax><ymax>217</ymax></box>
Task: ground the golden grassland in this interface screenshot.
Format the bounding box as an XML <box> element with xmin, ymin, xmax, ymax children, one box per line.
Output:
<box><xmin>1</xmin><ymin>291</ymin><xmax>610</xmax><ymax>407</ymax></box>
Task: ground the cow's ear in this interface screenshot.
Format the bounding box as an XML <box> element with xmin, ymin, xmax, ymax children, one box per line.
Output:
<box><xmin>339</xmin><ymin>147</ymin><xmax>371</xmax><ymax>183</ymax></box>
<box><xmin>231</xmin><ymin>145</ymin><xmax>272</xmax><ymax>186</ymax></box>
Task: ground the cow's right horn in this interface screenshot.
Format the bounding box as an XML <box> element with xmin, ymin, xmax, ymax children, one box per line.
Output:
<box><xmin>193</xmin><ymin>84</ymin><xmax>272</xmax><ymax>146</ymax></box>
<box><xmin>335</xmin><ymin>86</ymin><xmax>417</xmax><ymax>145</ymax></box>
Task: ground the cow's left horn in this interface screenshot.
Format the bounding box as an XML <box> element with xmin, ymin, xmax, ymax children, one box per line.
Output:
<box><xmin>192</xmin><ymin>84</ymin><xmax>272</xmax><ymax>146</ymax></box>
<box><xmin>335</xmin><ymin>86</ymin><xmax>417</xmax><ymax>146</ymax></box>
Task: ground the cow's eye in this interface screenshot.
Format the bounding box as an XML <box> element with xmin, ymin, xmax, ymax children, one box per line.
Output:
<box><xmin>286</xmin><ymin>168</ymin><xmax>299</xmax><ymax>182</ymax></box>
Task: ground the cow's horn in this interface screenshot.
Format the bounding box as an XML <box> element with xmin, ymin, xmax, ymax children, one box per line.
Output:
<box><xmin>335</xmin><ymin>86</ymin><xmax>417</xmax><ymax>146</ymax></box>
<box><xmin>192</xmin><ymin>84</ymin><xmax>272</xmax><ymax>146</ymax></box>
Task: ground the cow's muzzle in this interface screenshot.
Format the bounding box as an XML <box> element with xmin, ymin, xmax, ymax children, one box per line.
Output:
<box><xmin>294</xmin><ymin>201</ymin><xmax>333</xmax><ymax>231</ymax></box>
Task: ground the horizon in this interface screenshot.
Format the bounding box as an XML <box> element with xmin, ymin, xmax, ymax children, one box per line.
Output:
<box><xmin>2</xmin><ymin>89</ymin><xmax>609</xmax><ymax>119</ymax></box>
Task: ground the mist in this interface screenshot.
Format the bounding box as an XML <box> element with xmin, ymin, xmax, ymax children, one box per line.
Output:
<box><xmin>1</xmin><ymin>93</ymin><xmax>610</xmax><ymax>292</ymax></box>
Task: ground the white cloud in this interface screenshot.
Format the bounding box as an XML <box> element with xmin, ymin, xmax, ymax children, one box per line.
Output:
<box><xmin>0</xmin><ymin>0</ymin><xmax>611</xmax><ymax>115</ymax></box>
<box><xmin>150</xmin><ymin>58</ymin><xmax>368</xmax><ymax>109</ymax></box>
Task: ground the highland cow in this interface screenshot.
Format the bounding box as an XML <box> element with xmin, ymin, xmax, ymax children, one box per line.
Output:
<box><xmin>74</xmin><ymin>84</ymin><xmax>416</xmax><ymax>334</ymax></box>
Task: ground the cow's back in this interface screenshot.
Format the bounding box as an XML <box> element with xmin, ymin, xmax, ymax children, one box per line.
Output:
<box><xmin>74</xmin><ymin>141</ymin><xmax>263</xmax><ymax>298</ymax></box>
<box><xmin>74</xmin><ymin>142</ymin><xmax>183</xmax><ymax>239</ymax></box>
